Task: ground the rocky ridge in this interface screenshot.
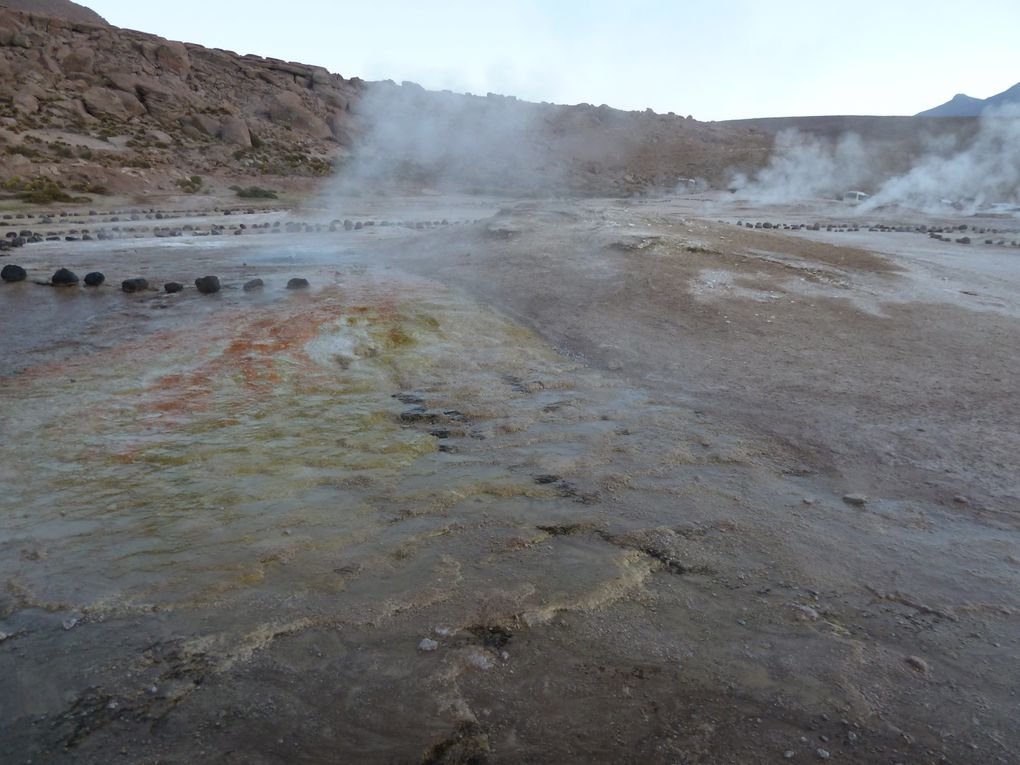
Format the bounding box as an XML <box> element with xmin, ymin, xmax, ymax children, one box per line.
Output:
<box><xmin>0</xmin><ymin>0</ymin><xmax>106</xmax><ymax>26</ymax></box>
<box><xmin>0</xmin><ymin>7</ymin><xmax>769</xmax><ymax>200</ymax></box>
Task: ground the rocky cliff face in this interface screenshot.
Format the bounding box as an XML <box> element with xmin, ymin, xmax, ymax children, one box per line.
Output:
<box><xmin>0</xmin><ymin>6</ymin><xmax>768</xmax><ymax>200</ymax></box>
<box><xmin>0</xmin><ymin>7</ymin><xmax>363</xmax><ymax>197</ymax></box>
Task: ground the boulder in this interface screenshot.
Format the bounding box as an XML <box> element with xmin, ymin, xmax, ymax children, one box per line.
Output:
<box><xmin>155</xmin><ymin>41</ymin><xmax>190</xmax><ymax>76</ymax></box>
<box><xmin>13</xmin><ymin>87</ymin><xmax>42</xmax><ymax>114</ymax></box>
<box><xmin>61</xmin><ymin>47</ymin><xmax>95</xmax><ymax>74</ymax></box>
<box><xmin>266</xmin><ymin>91</ymin><xmax>332</xmax><ymax>139</ymax></box>
<box><xmin>164</xmin><ymin>281</ymin><xmax>184</xmax><ymax>293</ymax></box>
<box><xmin>286</xmin><ymin>277</ymin><xmax>310</xmax><ymax>290</ymax></box>
<box><xmin>83</xmin><ymin>86</ymin><xmax>145</xmax><ymax>120</ymax></box>
<box><xmin>51</xmin><ymin>268</ymin><xmax>79</xmax><ymax>286</ymax></box>
<box><xmin>133</xmin><ymin>80</ymin><xmax>189</xmax><ymax>121</ymax></box>
<box><xmin>195</xmin><ymin>275</ymin><xmax>220</xmax><ymax>294</ymax></box>
<box><xmin>219</xmin><ymin>116</ymin><xmax>252</xmax><ymax>147</ymax></box>
<box><xmin>121</xmin><ymin>277</ymin><xmax>149</xmax><ymax>292</ymax></box>
<box><xmin>243</xmin><ymin>278</ymin><xmax>264</xmax><ymax>292</ymax></box>
<box><xmin>1</xmin><ymin>264</ymin><xmax>27</xmax><ymax>282</ymax></box>
<box><xmin>187</xmin><ymin>113</ymin><xmax>220</xmax><ymax>137</ymax></box>
<box><xmin>83</xmin><ymin>271</ymin><xmax>105</xmax><ymax>286</ymax></box>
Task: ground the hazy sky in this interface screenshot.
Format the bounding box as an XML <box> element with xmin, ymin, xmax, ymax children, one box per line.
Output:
<box><xmin>86</xmin><ymin>0</ymin><xmax>1020</xmax><ymax>121</ymax></box>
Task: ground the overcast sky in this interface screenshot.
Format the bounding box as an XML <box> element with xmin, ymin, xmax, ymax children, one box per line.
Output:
<box><xmin>85</xmin><ymin>0</ymin><xmax>1020</xmax><ymax>121</ymax></box>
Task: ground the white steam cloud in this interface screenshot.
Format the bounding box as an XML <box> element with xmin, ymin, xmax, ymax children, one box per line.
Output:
<box><xmin>325</xmin><ymin>82</ymin><xmax>561</xmax><ymax>198</ymax></box>
<box><xmin>861</xmin><ymin>104</ymin><xmax>1020</xmax><ymax>214</ymax></box>
<box><xmin>730</xmin><ymin>104</ymin><xmax>1020</xmax><ymax>214</ymax></box>
<box><xmin>729</xmin><ymin>131</ymin><xmax>873</xmax><ymax>204</ymax></box>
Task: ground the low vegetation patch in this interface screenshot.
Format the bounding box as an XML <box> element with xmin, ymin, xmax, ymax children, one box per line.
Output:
<box><xmin>1</xmin><ymin>177</ymin><xmax>91</xmax><ymax>204</ymax></box>
<box><xmin>230</xmin><ymin>185</ymin><xmax>278</xmax><ymax>199</ymax></box>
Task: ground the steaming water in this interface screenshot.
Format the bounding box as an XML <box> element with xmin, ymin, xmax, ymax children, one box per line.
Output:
<box><xmin>2</xmin><ymin>253</ymin><xmax>736</xmax><ymax>757</ymax></box>
<box><xmin>5</xmin><ymin>208</ymin><xmax>1020</xmax><ymax>760</ymax></box>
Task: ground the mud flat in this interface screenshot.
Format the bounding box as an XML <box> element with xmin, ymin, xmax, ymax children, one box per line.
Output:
<box><xmin>1</xmin><ymin>196</ymin><xmax>1018</xmax><ymax>764</ymax></box>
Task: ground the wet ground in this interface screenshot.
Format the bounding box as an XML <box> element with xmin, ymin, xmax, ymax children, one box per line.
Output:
<box><xmin>1</xmin><ymin>194</ymin><xmax>1018</xmax><ymax>764</ymax></box>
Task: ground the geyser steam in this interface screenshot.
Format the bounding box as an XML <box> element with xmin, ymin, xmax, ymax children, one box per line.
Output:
<box><xmin>730</xmin><ymin>104</ymin><xmax>1020</xmax><ymax>213</ymax></box>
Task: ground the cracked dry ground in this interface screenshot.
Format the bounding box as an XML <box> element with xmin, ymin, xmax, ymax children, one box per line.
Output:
<box><xmin>1</xmin><ymin>202</ymin><xmax>1019</xmax><ymax>764</ymax></box>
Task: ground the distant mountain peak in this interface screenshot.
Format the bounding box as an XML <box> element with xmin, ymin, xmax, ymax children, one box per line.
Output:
<box><xmin>917</xmin><ymin>82</ymin><xmax>1020</xmax><ymax>117</ymax></box>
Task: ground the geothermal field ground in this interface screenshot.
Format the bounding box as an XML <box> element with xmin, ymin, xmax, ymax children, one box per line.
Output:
<box><xmin>1</xmin><ymin>191</ymin><xmax>1018</xmax><ymax>764</ymax></box>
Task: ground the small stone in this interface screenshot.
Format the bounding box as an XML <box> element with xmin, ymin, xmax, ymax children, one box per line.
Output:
<box><xmin>465</xmin><ymin>650</ymin><xmax>494</xmax><ymax>670</ymax></box>
<box><xmin>51</xmin><ymin>268</ymin><xmax>79</xmax><ymax>286</ymax></box>
<box><xmin>802</xmin><ymin>497</ymin><xmax>816</xmax><ymax>505</ymax></box>
<box><xmin>906</xmin><ymin>655</ymin><xmax>930</xmax><ymax>674</ymax></box>
<box><xmin>286</xmin><ymin>277</ymin><xmax>310</xmax><ymax>290</ymax></box>
<box><xmin>418</xmin><ymin>638</ymin><xmax>439</xmax><ymax>652</ymax></box>
<box><xmin>952</xmin><ymin>495</ymin><xmax>970</xmax><ymax>505</ymax></box>
<box><xmin>84</xmin><ymin>272</ymin><xmax>105</xmax><ymax>287</ymax></box>
<box><xmin>784</xmin><ymin>752</ymin><xmax>796</xmax><ymax>761</ymax></box>
<box><xmin>434</xmin><ymin>626</ymin><xmax>454</xmax><ymax>637</ymax></box>
<box><xmin>121</xmin><ymin>277</ymin><xmax>149</xmax><ymax>293</ymax></box>
<box><xmin>842</xmin><ymin>494</ymin><xmax>868</xmax><ymax>507</ymax></box>
<box><xmin>243</xmin><ymin>278</ymin><xmax>264</xmax><ymax>292</ymax></box>
<box><xmin>164</xmin><ymin>282</ymin><xmax>184</xmax><ymax>294</ymax></box>
<box><xmin>2</xmin><ymin>264</ymin><xmax>28</xmax><ymax>282</ymax></box>
<box><xmin>816</xmin><ymin>749</ymin><xmax>830</xmax><ymax>760</ymax></box>
<box><xmin>195</xmin><ymin>275</ymin><xmax>221</xmax><ymax>294</ymax></box>
<box><xmin>790</xmin><ymin>603</ymin><xmax>820</xmax><ymax>621</ymax></box>
<box><xmin>0</xmin><ymin>631</ymin><xmax>10</xmax><ymax>642</ymax></box>
<box><xmin>62</xmin><ymin>617</ymin><xmax>79</xmax><ymax>631</ymax></box>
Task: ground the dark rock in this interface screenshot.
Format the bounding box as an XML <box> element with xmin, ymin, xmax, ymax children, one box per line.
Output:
<box><xmin>195</xmin><ymin>275</ymin><xmax>221</xmax><ymax>294</ymax></box>
<box><xmin>164</xmin><ymin>282</ymin><xmax>184</xmax><ymax>294</ymax></box>
<box><xmin>394</xmin><ymin>392</ymin><xmax>426</xmax><ymax>405</ymax></box>
<box><xmin>286</xmin><ymin>277</ymin><xmax>310</xmax><ymax>290</ymax></box>
<box><xmin>400</xmin><ymin>407</ymin><xmax>439</xmax><ymax>424</ymax></box>
<box><xmin>1</xmin><ymin>264</ymin><xmax>27</xmax><ymax>282</ymax></box>
<box><xmin>51</xmin><ymin>268</ymin><xmax>79</xmax><ymax>286</ymax></box>
<box><xmin>243</xmin><ymin>278</ymin><xmax>265</xmax><ymax>292</ymax></box>
<box><xmin>83</xmin><ymin>272</ymin><xmax>105</xmax><ymax>287</ymax></box>
<box><xmin>121</xmin><ymin>277</ymin><xmax>149</xmax><ymax>293</ymax></box>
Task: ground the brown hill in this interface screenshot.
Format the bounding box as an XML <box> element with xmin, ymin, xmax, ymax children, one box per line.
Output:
<box><xmin>0</xmin><ymin>0</ymin><xmax>106</xmax><ymax>25</ymax></box>
<box><xmin>0</xmin><ymin>7</ymin><xmax>769</xmax><ymax>201</ymax></box>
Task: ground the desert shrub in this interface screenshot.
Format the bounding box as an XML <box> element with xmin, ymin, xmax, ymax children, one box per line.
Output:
<box><xmin>234</xmin><ymin>186</ymin><xmax>277</xmax><ymax>199</ymax></box>
<box><xmin>4</xmin><ymin>178</ymin><xmax>75</xmax><ymax>203</ymax></box>
<box><xmin>6</xmin><ymin>145</ymin><xmax>40</xmax><ymax>158</ymax></box>
<box><xmin>70</xmin><ymin>181</ymin><xmax>109</xmax><ymax>195</ymax></box>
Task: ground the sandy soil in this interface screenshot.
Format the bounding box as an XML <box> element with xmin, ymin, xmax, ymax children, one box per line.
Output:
<box><xmin>1</xmin><ymin>194</ymin><xmax>1018</xmax><ymax>764</ymax></box>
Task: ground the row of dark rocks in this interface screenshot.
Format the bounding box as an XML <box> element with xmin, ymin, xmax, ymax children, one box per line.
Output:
<box><xmin>0</xmin><ymin>218</ymin><xmax>470</xmax><ymax>248</ymax></box>
<box><xmin>1</xmin><ymin>265</ymin><xmax>310</xmax><ymax>294</ymax></box>
<box><xmin>734</xmin><ymin>220</ymin><xmax>1020</xmax><ymax>247</ymax></box>
<box><xmin>1</xmin><ymin>207</ymin><xmax>285</xmax><ymax>222</ymax></box>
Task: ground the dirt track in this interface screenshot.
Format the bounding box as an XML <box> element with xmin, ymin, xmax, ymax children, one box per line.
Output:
<box><xmin>1</xmin><ymin>195</ymin><xmax>1018</xmax><ymax>764</ymax></box>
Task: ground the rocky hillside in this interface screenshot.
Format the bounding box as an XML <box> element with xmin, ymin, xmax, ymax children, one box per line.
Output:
<box><xmin>0</xmin><ymin>0</ymin><xmax>106</xmax><ymax>25</ymax></box>
<box><xmin>0</xmin><ymin>6</ymin><xmax>771</xmax><ymax>202</ymax></box>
